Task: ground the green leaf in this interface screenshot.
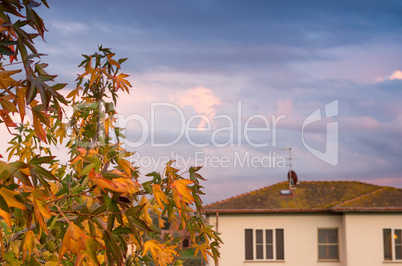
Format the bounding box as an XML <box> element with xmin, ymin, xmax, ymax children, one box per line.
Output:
<box><xmin>74</xmin><ymin>204</ymin><xmax>90</xmax><ymax>225</ymax></box>
<box><xmin>0</xmin><ymin>195</ymin><xmax>10</xmax><ymax>213</ymax></box>
<box><xmin>92</xmin><ymin>204</ymin><xmax>107</xmax><ymax>216</ymax></box>
<box><xmin>146</xmin><ymin>171</ymin><xmax>161</xmax><ymax>184</ymax></box>
<box><xmin>109</xmin><ymin>200</ymin><xmax>122</xmax><ymax>225</ymax></box>
<box><xmin>127</xmin><ymin>216</ymin><xmax>152</xmax><ymax>232</ymax></box>
<box><xmin>29</xmin><ymin>155</ymin><xmax>54</xmax><ymax>165</ymax></box>
<box><xmin>0</xmin><ymin>45</ymin><xmax>15</xmax><ymax>55</ymax></box>
<box><xmin>0</xmin><ymin>40</ymin><xmax>18</xmax><ymax>46</ymax></box>
<box><xmin>80</xmin><ymin>162</ymin><xmax>98</xmax><ymax>177</ymax></box>
<box><xmin>31</xmin><ymin>165</ymin><xmax>57</xmax><ymax>181</ymax></box>
<box><xmin>0</xmin><ymin>162</ymin><xmax>11</xmax><ymax>181</ymax></box>
<box><xmin>112</xmin><ymin>226</ymin><xmax>131</xmax><ymax>235</ymax></box>
<box><xmin>103</xmin><ymin>231</ymin><xmax>123</xmax><ymax>265</ymax></box>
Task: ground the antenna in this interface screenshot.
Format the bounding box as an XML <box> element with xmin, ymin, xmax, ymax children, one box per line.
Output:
<box><xmin>276</xmin><ymin>147</ymin><xmax>297</xmax><ymax>191</ymax></box>
<box><xmin>276</xmin><ymin>147</ymin><xmax>292</xmax><ymax>172</ymax></box>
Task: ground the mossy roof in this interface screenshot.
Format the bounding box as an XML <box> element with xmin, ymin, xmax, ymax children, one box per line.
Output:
<box><xmin>204</xmin><ymin>181</ymin><xmax>402</xmax><ymax>214</ymax></box>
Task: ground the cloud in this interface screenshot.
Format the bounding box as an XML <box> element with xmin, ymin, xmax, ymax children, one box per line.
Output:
<box><xmin>174</xmin><ymin>86</ymin><xmax>221</xmax><ymax>129</ymax></box>
<box><xmin>389</xmin><ymin>70</ymin><xmax>402</xmax><ymax>80</ymax></box>
<box><xmin>51</xmin><ymin>22</ymin><xmax>88</xmax><ymax>34</ymax></box>
<box><xmin>374</xmin><ymin>70</ymin><xmax>402</xmax><ymax>83</ymax></box>
<box><xmin>340</xmin><ymin>116</ymin><xmax>380</xmax><ymax>131</ymax></box>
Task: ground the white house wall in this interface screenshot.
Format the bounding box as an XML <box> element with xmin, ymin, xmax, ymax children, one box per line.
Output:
<box><xmin>207</xmin><ymin>213</ymin><xmax>344</xmax><ymax>266</ymax></box>
<box><xmin>207</xmin><ymin>213</ymin><xmax>402</xmax><ymax>266</ymax></box>
<box><xmin>343</xmin><ymin>213</ymin><xmax>402</xmax><ymax>266</ymax></box>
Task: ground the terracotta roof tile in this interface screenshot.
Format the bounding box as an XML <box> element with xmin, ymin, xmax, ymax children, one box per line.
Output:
<box><xmin>204</xmin><ymin>181</ymin><xmax>402</xmax><ymax>214</ymax></box>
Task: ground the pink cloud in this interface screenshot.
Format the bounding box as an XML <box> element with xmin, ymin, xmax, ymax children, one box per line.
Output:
<box><xmin>174</xmin><ymin>86</ymin><xmax>221</xmax><ymax>129</ymax></box>
<box><xmin>339</xmin><ymin>116</ymin><xmax>380</xmax><ymax>131</ymax></box>
<box><xmin>389</xmin><ymin>70</ymin><xmax>402</xmax><ymax>80</ymax></box>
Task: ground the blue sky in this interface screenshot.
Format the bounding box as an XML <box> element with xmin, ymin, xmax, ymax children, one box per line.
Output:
<box><xmin>3</xmin><ymin>0</ymin><xmax>402</xmax><ymax>203</ymax></box>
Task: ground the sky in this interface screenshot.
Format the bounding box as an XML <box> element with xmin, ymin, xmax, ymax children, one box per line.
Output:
<box><xmin>2</xmin><ymin>0</ymin><xmax>402</xmax><ymax>204</ymax></box>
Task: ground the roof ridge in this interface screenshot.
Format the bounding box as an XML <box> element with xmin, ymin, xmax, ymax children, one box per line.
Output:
<box><xmin>204</xmin><ymin>181</ymin><xmax>287</xmax><ymax>208</ymax></box>
<box><xmin>334</xmin><ymin>187</ymin><xmax>387</xmax><ymax>207</ymax></box>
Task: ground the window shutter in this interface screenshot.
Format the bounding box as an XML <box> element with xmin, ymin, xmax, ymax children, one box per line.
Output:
<box><xmin>383</xmin><ymin>229</ymin><xmax>392</xmax><ymax>260</ymax></box>
<box><xmin>265</xmin><ymin>230</ymin><xmax>273</xmax><ymax>259</ymax></box>
<box><xmin>256</xmin><ymin>230</ymin><xmax>264</xmax><ymax>259</ymax></box>
<box><xmin>245</xmin><ymin>229</ymin><xmax>253</xmax><ymax>260</ymax></box>
<box><xmin>276</xmin><ymin>229</ymin><xmax>284</xmax><ymax>260</ymax></box>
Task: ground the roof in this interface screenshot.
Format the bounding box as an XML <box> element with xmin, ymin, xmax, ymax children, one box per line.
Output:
<box><xmin>204</xmin><ymin>181</ymin><xmax>402</xmax><ymax>214</ymax></box>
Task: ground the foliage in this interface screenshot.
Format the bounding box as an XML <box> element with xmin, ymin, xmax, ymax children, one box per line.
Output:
<box><xmin>0</xmin><ymin>1</ymin><xmax>221</xmax><ymax>265</ymax></box>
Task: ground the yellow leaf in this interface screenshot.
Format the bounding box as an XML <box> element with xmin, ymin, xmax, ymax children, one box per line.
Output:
<box><xmin>20</xmin><ymin>168</ymin><xmax>30</xmax><ymax>176</ymax></box>
<box><xmin>50</xmin><ymin>162</ymin><xmax>59</xmax><ymax>175</ymax></box>
<box><xmin>140</xmin><ymin>196</ymin><xmax>152</xmax><ymax>225</ymax></box>
<box><xmin>0</xmin><ymin>209</ymin><xmax>11</xmax><ymax>227</ymax></box>
<box><xmin>32</xmin><ymin>190</ymin><xmax>51</xmax><ymax>219</ymax></box>
<box><xmin>22</xmin><ymin>231</ymin><xmax>38</xmax><ymax>261</ymax></box>
<box><xmin>10</xmin><ymin>239</ymin><xmax>21</xmax><ymax>258</ymax></box>
<box><xmin>104</xmin><ymin>117</ymin><xmax>110</xmax><ymax>136</ymax></box>
<box><xmin>142</xmin><ymin>239</ymin><xmax>177</xmax><ymax>265</ymax></box>
<box><xmin>45</xmin><ymin>262</ymin><xmax>61</xmax><ymax>266</ymax></box>
<box><xmin>118</xmin><ymin>158</ymin><xmax>134</xmax><ymax>177</ymax></box>
<box><xmin>0</xmin><ymin>98</ymin><xmax>18</xmax><ymax>112</ymax></box>
<box><xmin>0</xmin><ymin>69</ymin><xmax>23</xmax><ymax>89</ymax></box>
<box><xmin>54</xmin><ymin>122</ymin><xmax>66</xmax><ymax>143</ymax></box>
<box><xmin>107</xmin><ymin>53</ymin><xmax>120</xmax><ymax>68</ymax></box>
<box><xmin>152</xmin><ymin>184</ymin><xmax>168</xmax><ymax>209</ymax></box>
<box><xmin>142</xmin><ymin>239</ymin><xmax>162</xmax><ymax>259</ymax></box>
<box><xmin>0</xmin><ymin>187</ymin><xmax>26</xmax><ymax>209</ymax></box>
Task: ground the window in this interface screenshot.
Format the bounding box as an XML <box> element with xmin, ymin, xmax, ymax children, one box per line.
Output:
<box><xmin>245</xmin><ymin>229</ymin><xmax>284</xmax><ymax>261</ymax></box>
<box><xmin>318</xmin><ymin>228</ymin><xmax>339</xmax><ymax>260</ymax></box>
<box><xmin>182</xmin><ymin>238</ymin><xmax>190</xmax><ymax>248</ymax></box>
<box><xmin>384</xmin><ymin>228</ymin><xmax>402</xmax><ymax>261</ymax></box>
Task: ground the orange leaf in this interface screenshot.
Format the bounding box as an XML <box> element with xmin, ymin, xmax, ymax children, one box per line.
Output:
<box><xmin>32</xmin><ymin>189</ymin><xmax>52</xmax><ymax>233</ymax></box>
<box><xmin>114</xmin><ymin>177</ymin><xmax>139</xmax><ymax>194</ymax></box>
<box><xmin>0</xmin><ymin>209</ymin><xmax>11</xmax><ymax>227</ymax></box>
<box><xmin>170</xmin><ymin>179</ymin><xmax>194</xmax><ymax>203</ymax></box>
<box><xmin>0</xmin><ymin>187</ymin><xmax>26</xmax><ymax>210</ymax></box>
<box><xmin>16</xmin><ymin>87</ymin><xmax>26</xmax><ymax>122</ymax></box>
<box><xmin>76</xmin><ymin>147</ymin><xmax>87</xmax><ymax>156</ymax></box>
<box><xmin>59</xmin><ymin>223</ymin><xmax>85</xmax><ymax>258</ymax></box>
<box><xmin>59</xmin><ymin>223</ymin><xmax>104</xmax><ymax>264</ymax></box>
<box><xmin>33</xmin><ymin>116</ymin><xmax>47</xmax><ymax>143</ymax></box>
<box><xmin>0</xmin><ymin>109</ymin><xmax>17</xmax><ymax>128</ymax></box>
<box><xmin>113</xmin><ymin>73</ymin><xmax>131</xmax><ymax>92</ymax></box>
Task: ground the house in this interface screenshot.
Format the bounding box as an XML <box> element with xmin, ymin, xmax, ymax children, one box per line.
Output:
<box><xmin>204</xmin><ymin>180</ymin><xmax>402</xmax><ymax>266</ymax></box>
